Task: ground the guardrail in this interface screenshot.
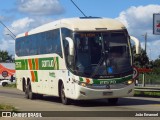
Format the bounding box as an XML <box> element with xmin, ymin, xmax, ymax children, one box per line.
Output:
<box><xmin>134</xmin><ymin>86</ymin><xmax>160</xmax><ymax>92</ymax></box>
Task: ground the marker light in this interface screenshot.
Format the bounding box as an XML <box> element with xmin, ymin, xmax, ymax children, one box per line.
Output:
<box><xmin>81</xmin><ymin>83</ymin><xmax>86</xmax><ymax>87</ymax></box>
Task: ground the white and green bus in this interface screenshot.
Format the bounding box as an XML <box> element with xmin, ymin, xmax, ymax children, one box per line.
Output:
<box><xmin>15</xmin><ymin>17</ymin><xmax>140</xmax><ymax>105</ymax></box>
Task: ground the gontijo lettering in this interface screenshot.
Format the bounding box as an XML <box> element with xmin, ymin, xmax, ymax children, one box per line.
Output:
<box><xmin>42</xmin><ymin>60</ymin><xmax>54</xmax><ymax>68</ymax></box>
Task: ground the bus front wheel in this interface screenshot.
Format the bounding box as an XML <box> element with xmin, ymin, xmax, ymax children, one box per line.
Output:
<box><xmin>60</xmin><ymin>83</ymin><xmax>70</xmax><ymax>105</ymax></box>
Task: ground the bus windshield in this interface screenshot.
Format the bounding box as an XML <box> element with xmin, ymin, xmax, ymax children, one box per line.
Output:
<box><xmin>65</xmin><ymin>31</ymin><xmax>132</xmax><ymax>78</ymax></box>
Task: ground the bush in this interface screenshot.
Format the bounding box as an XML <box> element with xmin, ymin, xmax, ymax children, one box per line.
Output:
<box><xmin>0</xmin><ymin>104</ymin><xmax>17</xmax><ymax>111</ymax></box>
<box><xmin>5</xmin><ymin>83</ymin><xmax>16</xmax><ymax>88</ymax></box>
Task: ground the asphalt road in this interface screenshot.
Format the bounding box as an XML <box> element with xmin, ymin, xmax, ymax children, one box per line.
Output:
<box><xmin>0</xmin><ymin>86</ymin><xmax>160</xmax><ymax>120</ymax></box>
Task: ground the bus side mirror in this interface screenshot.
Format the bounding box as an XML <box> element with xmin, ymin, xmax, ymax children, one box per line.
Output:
<box><xmin>130</xmin><ymin>36</ymin><xmax>141</xmax><ymax>54</ymax></box>
<box><xmin>68</xmin><ymin>55</ymin><xmax>74</xmax><ymax>66</ymax></box>
<box><xmin>65</xmin><ymin>37</ymin><xmax>74</xmax><ymax>56</ymax></box>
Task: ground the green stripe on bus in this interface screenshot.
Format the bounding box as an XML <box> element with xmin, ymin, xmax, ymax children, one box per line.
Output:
<box><xmin>15</xmin><ymin>59</ymin><xmax>27</xmax><ymax>70</ymax></box>
<box><xmin>56</xmin><ymin>57</ymin><xmax>59</xmax><ymax>70</ymax></box>
<box><xmin>34</xmin><ymin>71</ymin><xmax>38</xmax><ymax>82</ymax></box>
<box><xmin>25</xmin><ymin>59</ymin><xmax>28</xmax><ymax>70</ymax></box>
<box><xmin>39</xmin><ymin>57</ymin><xmax>53</xmax><ymax>70</ymax></box>
<box><xmin>79</xmin><ymin>77</ymin><xmax>83</xmax><ymax>82</ymax></box>
<box><xmin>79</xmin><ymin>75</ymin><xmax>132</xmax><ymax>85</ymax></box>
<box><xmin>53</xmin><ymin>57</ymin><xmax>56</xmax><ymax>70</ymax></box>
<box><xmin>32</xmin><ymin>59</ymin><xmax>36</xmax><ymax>70</ymax></box>
<box><xmin>16</xmin><ymin>57</ymin><xmax>59</xmax><ymax>70</ymax></box>
<box><xmin>92</xmin><ymin>75</ymin><xmax>132</xmax><ymax>84</ymax></box>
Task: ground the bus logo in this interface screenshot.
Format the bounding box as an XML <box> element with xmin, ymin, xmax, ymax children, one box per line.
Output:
<box><xmin>15</xmin><ymin>62</ymin><xmax>22</xmax><ymax>68</ymax></box>
<box><xmin>100</xmin><ymin>80</ymin><xmax>116</xmax><ymax>85</ymax></box>
<box><xmin>42</xmin><ymin>60</ymin><xmax>54</xmax><ymax>68</ymax></box>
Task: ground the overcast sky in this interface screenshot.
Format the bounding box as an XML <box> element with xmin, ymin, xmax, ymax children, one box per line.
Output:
<box><xmin>0</xmin><ymin>0</ymin><xmax>160</xmax><ymax>60</ymax></box>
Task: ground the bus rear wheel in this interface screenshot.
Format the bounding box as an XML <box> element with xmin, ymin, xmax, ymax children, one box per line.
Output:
<box><xmin>108</xmin><ymin>98</ymin><xmax>118</xmax><ymax>105</ymax></box>
<box><xmin>60</xmin><ymin>83</ymin><xmax>70</xmax><ymax>105</ymax></box>
<box><xmin>25</xmin><ymin>81</ymin><xmax>36</xmax><ymax>99</ymax></box>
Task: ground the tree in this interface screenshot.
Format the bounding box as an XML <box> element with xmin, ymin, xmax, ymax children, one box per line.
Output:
<box><xmin>0</xmin><ymin>50</ymin><xmax>13</xmax><ymax>62</ymax></box>
<box><xmin>132</xmin><ymin>45</ymin><xmax>149</xmax><ymax>67</ymax></box>
<box><xmin>154</xmin><ymin>58</ymin><xmax>160</xmax><ymax>67</ymax></box>
<box><xmin>153</xmin><ymin>58</ymin><xmax>160</xmax><ymax>74</ymax></box>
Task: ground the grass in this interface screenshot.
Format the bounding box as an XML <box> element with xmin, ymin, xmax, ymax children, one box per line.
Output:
<box><xmin>134</xmin><ymin>91</ymin><xmax>160</xmax><ymax>97</ymax></box>
<box><xmin>0</xmin><ymin>104</ymin><xmax>17</xmax><ymax>111</ymax></box>
<box><xmin>4</xmin><ymin>83</ymin><xmax>16</xmax><ymax>88</ymax></box>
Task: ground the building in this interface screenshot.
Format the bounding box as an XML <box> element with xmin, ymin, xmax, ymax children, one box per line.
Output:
<box><xmin>0</xmin><ymin>63</ymin><xmax>15</xmax><ymax>80</ymax></box>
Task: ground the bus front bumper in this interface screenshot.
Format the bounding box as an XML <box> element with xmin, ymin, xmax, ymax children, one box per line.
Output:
<box><xmin>72</xmin><ymin>83</ymin><xmax>134</xmax><ymax>100</ymax></box>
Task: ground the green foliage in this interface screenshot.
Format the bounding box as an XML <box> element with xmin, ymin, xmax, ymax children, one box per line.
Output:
<box><xmin>0</xmin><ymin>104</ymin><xmax>17</xmax><ymax>111</ymax></box>
<box><xmin>5</xmin><ymin>83</ymin><xmax>16</xmax><ymax>88</ymax></box>
<box><xmin>152</xmin><ymin>58</ymin><xmax>160</xmax><ymax>74</ymax></box>
<box><xmin>154</xmin><ymin>58</ymin><xmax>160</xmax><ymax>67</ymax></box>
<box><xmin>134</xmin><ymin>91</ymin><xmax>160</xmax><ymax>97</ymax></box>
<box><xmin>153</xmin><ymin>67</ymin><xmax>160</xmax><ymax>75</ymax></box>
<box><xmin>138</xmin><ymin>73</ymin><xmax>160</xmax><ymax>84</ymax></box>
<box><xmin>132</xmin><ymin>46</ymin><xmax>160</xmax><ymax>85</ymax></box>
<box><xmin>132</xmin><ymin>45</ymin><xmax>149</xmax><ymax>67</ymax></box>
<box><xmin>0</xmin><ymin>50</ymin><xmax>13</xmax><ymax>62</ymax></box>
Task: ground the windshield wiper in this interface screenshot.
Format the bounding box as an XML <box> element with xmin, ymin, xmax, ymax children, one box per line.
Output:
<box><xmin>90</xmin><ymin>33</ymin><xmax>109</xmax><ymax>78</ymax></box>
<box><xmin>90</xmin><ymin>55</ymin><xmax>105</xmax><ymax>78</ymax></box>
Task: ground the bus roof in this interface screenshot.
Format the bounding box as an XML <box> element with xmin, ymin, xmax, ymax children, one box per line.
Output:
<box><xmin>16</xmin><ymin>17</ymin><xmax>126</xmax><ymax>38</ymax></box>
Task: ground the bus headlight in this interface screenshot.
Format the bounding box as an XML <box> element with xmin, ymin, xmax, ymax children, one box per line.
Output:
<box><xmin>125</xmin><ymin>79</ymin><xmax>134</xmax><ymax>85</ymax></box>
<box><xmin>128</xmin><ymin>80</ymin><xmax>133</xmax><ymax>84</ymax></box>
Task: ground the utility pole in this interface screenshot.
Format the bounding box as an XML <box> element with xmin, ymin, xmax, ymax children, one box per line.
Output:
<box><xmin>144</xmin><ymin>32</ymin><xmax>147</xmax><ymax>54</ymax></box>
<box><xmin>142</xmin><ymin>32</ymin><xmax>147</xmax><ymax>87</ymax></box>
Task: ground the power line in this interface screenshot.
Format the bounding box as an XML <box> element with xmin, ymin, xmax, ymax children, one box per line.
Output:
<box><xmin>70</xmin><ymin>0</ymin><xmax>87</xmax><ymax>17</ymax></box>
<box><xmin>0</xmin><ymin>20</ymin><xmax>16</xmax><ymax>37</ymax></box>
<box><xmin>6</xmin><ymin>34</ymin><xmax>15</xmax><ymax>40</ymax></box>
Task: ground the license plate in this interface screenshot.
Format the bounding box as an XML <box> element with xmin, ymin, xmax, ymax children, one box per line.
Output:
<box><xmin>103</xmin><ymin>91</ymin><xmax>113</xmax><ymax>96</ymax></box>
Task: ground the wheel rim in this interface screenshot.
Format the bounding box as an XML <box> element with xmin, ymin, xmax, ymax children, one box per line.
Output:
<box><xmin>61</xmin><ymin>84</ymin><xmax>66</xmax><ymax>103</ymax></box>
<box><xmin>25</xmin><ymin>85</ymin><xmax>29</xmax><ymax>98</ymax></box>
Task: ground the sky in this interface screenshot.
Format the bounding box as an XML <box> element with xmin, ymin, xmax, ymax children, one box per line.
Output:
<box><xmin>0</xmin><ymin>0</ymin><xmax>160</xmax><ymax>60</ymax></box>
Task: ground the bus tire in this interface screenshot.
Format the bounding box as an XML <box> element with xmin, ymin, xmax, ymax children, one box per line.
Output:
<box><xmin>108</xmin><ymin>98</ymin><xmax>118</xmax><ymax>105</ymax></box>
<box><xmin>25</xmin><ymin>81</ymin><xmax>36</xmax><ymax>100</ymax></box>
<box><xmin>22</xmin><ymin>78</ymin><xmax>26</xmax><ymax>92</ymax></box>
<box><xmin>25</xmin><ymin>83</ymin><xmax>29</xmax><ymax>99</ymax></box>
<box><xmin>2</xmin><ymin>82</ymin><xmax>8</xmax><ymax>87</ymax></box>
<box><xmin>60</xmin><ymin>82</ymin><xmax>70</xmax><ymax>105</ymax></box>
